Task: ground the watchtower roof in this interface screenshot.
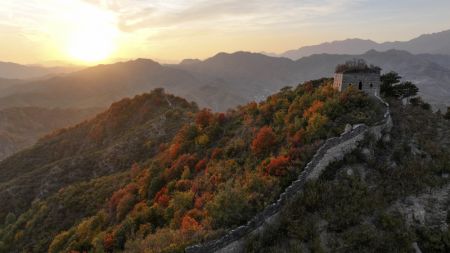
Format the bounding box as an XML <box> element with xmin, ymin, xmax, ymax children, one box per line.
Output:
<box><xmin>335</xmin><ymin>59</ymin><xmax>381</xmax><ymax>74</ymax></box>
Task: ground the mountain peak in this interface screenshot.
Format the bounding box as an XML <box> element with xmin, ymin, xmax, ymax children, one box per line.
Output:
<box><xmin>179</xmin><ymin>58</ymin><xmax>202</xmax><ymax>65</ymax></box>
<box><xmin>127</xmin><ymin>58</ymin><xmax>161</xmax><ymax>66</ymax></box>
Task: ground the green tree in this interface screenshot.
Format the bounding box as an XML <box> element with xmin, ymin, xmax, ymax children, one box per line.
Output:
<box><xmin>445</xmin><ymin>107</ymin><xmax>450</xmax><ymax>120</ymax></box>
<box><xmin>206</xmin><ymin>182</ymin><xmax>250</xmax><ymax>228</ymax></box>
<box><xmin>4</xmin><ymin>212</ymin><xmax>16</xmax><ymax>226</ymax></box>
<box><xmin>380</xmin><ymin>72</ymin><xmax>401</xmax><ymax>96</ymax></box>
<box><xmin>394</xmin><ymin>81</ymin><xmax>419</xmax><ymax>101</ymax></box>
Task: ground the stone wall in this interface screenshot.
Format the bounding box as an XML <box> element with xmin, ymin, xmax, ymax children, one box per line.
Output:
<box><xmin>334</xmin><ymin>72</ymin><xmax>381</xmax><ymax>97</ymax></box>
<box><xmin>185</xmin><ymin>98</ymin><xmax>392</xmax><ymax>253</ymax></box>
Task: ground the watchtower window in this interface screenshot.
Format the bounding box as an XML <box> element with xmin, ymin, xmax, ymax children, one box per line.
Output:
<box><xmin>358</xmin><ymin>81</ymin><xmax>363</xmax><ymax>90</ymax></box>
<box><xmin>370</xmin><ymin>83</ymin><xmax>373</xmax><ymax>88</ymax></box>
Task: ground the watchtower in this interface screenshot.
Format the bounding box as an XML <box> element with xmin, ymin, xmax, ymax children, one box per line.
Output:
<box><xmin>333</xmin><ymin>59</ymin><xmax>381</xmax><ymax>97</ymax></box>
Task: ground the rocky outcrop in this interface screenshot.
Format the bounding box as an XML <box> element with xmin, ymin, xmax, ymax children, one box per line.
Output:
<box><xmin>393</xmin><ymin>184</ymin><xmax>450</xmax><ymax>231</ymax></box>
<box><xmin>185</xmin><ymin>98</ymin><xmax>392</xmax><ymax>253</ymax></box>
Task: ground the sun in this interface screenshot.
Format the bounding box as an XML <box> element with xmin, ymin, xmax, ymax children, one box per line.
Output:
<box><xmin>67</xmin><ymin>26</ymin><xmax>117</xmax><ymax>63</ymax></box>
<box><xmin>64</xmin><ymin>2</ymin><xmax>118</xmax><ymax>64</ymax></box>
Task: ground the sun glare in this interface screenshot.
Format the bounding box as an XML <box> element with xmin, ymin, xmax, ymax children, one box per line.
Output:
<box><xmin>64</xmin><ymin>2</ymin><xmax>118</xmax><ymax>64</ymax></box>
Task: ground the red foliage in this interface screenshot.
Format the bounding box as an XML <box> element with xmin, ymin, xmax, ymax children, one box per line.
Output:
<box><xmin>154</xmin><ymin>187</ymin><xmax>170</xmax><ymax>207</ymax></box>
<box><xmin>124</xmin><ymin>183</ymin><xmax>138</xmax><ymax>193</ymax></box>
<box><xmin>190</xmin><ymin>181</ymin><xmax>199</xmax><ymax>193</ymax></box>
<box><xmin>186</xmin><ymin>209</ymin><xmax>204</xmax><ymax>221</ymax></box>
<box><xmin>209</xmin><ymin>175</ymin><xmax>219</xmax><ymax>186</ymax></box>
<box><xmin>159</xmin><ymin>143</ymin><xmax>167</xmax><ymax>153</ymax></box>
<box><xmin>211</xmin><ymin>148</ymin><xmax>222</xmax><ymax>159</ymax></box>
<box><xmin>116</xmin><ymin>192</ymin><xmax>136</xmax><ymax>219</ymax></box>
<box><xmin>172</xmin><ymin>154</ymin><xmax>198</xmax><ymax>171</ymax></box>
<box><xmin>163</xmin><ymin>154</ymin><xmax>197</xmax><ymax>181</ymax></box>
<box><xmin>217</xmin><ymin>113</ymin><xmax>226</xmax><ymax>124</ymax></box>
<box><xmin>194</xmin><ymin>192</ymin><xmax>213</xmax><ymax>209</ymax></box>
<box><xmin>130</xmin><ymin>163</ymin><xmax>140</xmax><ymax>178</ymax></box>
<box><xmin>291</xmin><ymin>129</ymin><xmax>305</xmax><ymax>146</ymax></box>
<box><xmin>265</xmin><ymin>155</ymin><xmax>290</xmax><ymax>176</ymax></box>
<box><xmin>181</xmin><ymin>215</ymin><xmax>202</xmax><ymax>232</ymax></box>
<box><xmin>103</xmin><ymin>233</ymin><xmax>115</xmax><ymax>252</ymax></box>
<box><xmin>194</xmin><ymin>159</ymin><xmax>207</xmax><ymax>172</ymax></box>
<box><xmin>108</xmin><ymin>184</ymin><xmax>138</xmax><ymax>214</ymax></box>
<box><xmin>303</xmin><ymin>100</ymin><xmax>324</xmax><ymax>118</ymax></box>
<box><xmin>195</xmin><ymin>109</ymin><xmax>213</xmax><ymax>128</ymax></box>
<box><xmin>168</xmin><ymin>143</ymin><xmax>181</xmax><ymax>159</ymax></box>
<box><xmin>247</xmin><ymin>101</ymin><xmax>258</xmax><ymax>113</ymax></box>
<box><xmin>251</xmin><ymin>126</ymin><xmax>276</xmax><ymax>155</ymax></box>
<box><xmin>302</xmin><ymin>82</ymin><xmax>314</xmax><ymax>93</ymax></box>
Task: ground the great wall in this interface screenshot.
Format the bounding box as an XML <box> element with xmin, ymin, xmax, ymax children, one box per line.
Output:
<box><xmin>185</xmin><ymin>97</ymin><xmax>393</xmax><ymax>253</ymax></box>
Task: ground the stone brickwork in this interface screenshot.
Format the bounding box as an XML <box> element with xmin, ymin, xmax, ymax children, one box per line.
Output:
<box><xmin>185</xmin><ymin>98</ymin><xmax>391</xmax><ymax>253</ymax></box>
<box><xmin>333</xmin><ymin>72</ymin><xmax>381</xmax><ymax>97</ymax></box>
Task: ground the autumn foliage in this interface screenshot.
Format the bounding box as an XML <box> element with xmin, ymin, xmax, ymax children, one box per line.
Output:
<box><xmin>251</xmin><ymin>126</ymin><xmax>276</xmax><ymax>155</ymax></box>
<box><xmin>195</xmin><ymin>109</ymin><xmax>213</xmax><ymax>128</ymax></box>
<box><xmin>181</xmin><ymin>215</ymin><xmax>202</xmax><ymax>232</ymax></box>
<box><xmin>41</xmin><ymin>81</ymin><xmax>382</xmax><ymax>253</ymax></box>
<box><xmin>303</xmin><ymin>100</ymin><xmax>324</xmax><ymax>118</ymax></box>
<box><xmin>154</xmin><ymin>187</ymin><xmax>170</xmax><ymax>207</ymax></box>
<box><xmin>265</xmin><ymin>155</ymin><xmax>290</xmax><ymax>176</ymax></box>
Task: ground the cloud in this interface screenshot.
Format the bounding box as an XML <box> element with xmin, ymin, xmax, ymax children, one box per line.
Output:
<box><xmin>81</xmin><ymin>0</ymin><xmax>121</xmax><ymax>11</ymax></box>
<box><xmin>108</xmin><ymin>0</ymin><xmax>363</xmax><ymax>33</ymax></box>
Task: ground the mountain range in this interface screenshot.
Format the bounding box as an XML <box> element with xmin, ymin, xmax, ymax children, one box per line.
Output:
<box><xmin>0</xmin><ymin>62</ymin><xmax>79</xmax><ymax>80</ymax></box>
<box><xmin>280</xmin><ymin>29</ymin><xmax>450</xmax><ymax>59</ymax></box>
<box><xmin>0</xmin><ymin>50</ymin><xmax>449</xmax><ymax>113</ymax></box>
<box><xmin>0</xmin><ymin>29</ymin><xmax>449</xmax><ymax>166</ymax></box>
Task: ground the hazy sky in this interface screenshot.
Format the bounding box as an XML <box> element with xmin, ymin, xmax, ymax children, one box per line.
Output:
<box><xmin>1</xmin><ymin>0</ymin><xmax>450</xmax><ymax>65</ymax></box>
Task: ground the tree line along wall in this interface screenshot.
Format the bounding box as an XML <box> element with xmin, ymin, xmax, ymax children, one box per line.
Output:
<box><xmin>185</xmin><ymin>98</ymin><xmax>392</xmax><ymax>253</ymax></box>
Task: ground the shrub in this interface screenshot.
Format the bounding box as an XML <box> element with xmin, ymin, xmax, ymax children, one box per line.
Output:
<box><xmin>445</xmin><ymin>107</ymin><xmax>450</xmax><ymax>120</ymax></box>
<box><xmin>251</xmin><ymin>126</ymin><xmax>276</xmax><ymax>155</ymax></box>
<box><xmin>195</xmin><ymin>109</ymin><xmax>213</xmax><ymax>128</ymax></box>
<box><xmin>265</xmin><ymin>155</ymin><xmax>290</xmax><ymax>176</ymax></box>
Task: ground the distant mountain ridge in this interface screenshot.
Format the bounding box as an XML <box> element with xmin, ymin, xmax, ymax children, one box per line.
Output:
<box><xmin>280</xmin><ymin>29</ymin><xmax>450</xmax><ymax>59</ymax></box>
<box><xmin>0</xmin><ymin>61</ymin><xmax>79</xmax><ymax>79</ymax></box>
<box><xmin>0</xmin><ymin>107</ymin><xmax>101</xmax><ymax>160</ymax></box>
<box><xmin>0</xmin><ymin>49</ymin><xmax>450</xmax><ymax>113</ymax></box>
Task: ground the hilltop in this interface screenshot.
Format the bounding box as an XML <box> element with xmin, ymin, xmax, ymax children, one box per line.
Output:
<box><xmin>0</xmin><ymin>79</ymin><xmax>384</xmax><ymax>252</ymax></box>
<box><xmin>0</xmin><ymin>89</ymin><xmax>198</xmax><ymax>239</ymax></box>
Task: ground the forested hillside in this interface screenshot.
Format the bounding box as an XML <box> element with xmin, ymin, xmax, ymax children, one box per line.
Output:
<box><xmin>0</xmin><ymin>79</ymin><xmax>384</xmax><ymax>252</ymax></box>
<box><xmin>0</xmin><ymin>107</ymin><xmax>101</xmax><ymax>160</ymax></box>
<box><xmin>0</xmin><ymin>89</ymin><xmax>198</xmax><ymax>252</ymax></box>
<box><xmin>246</xmin><ymin>99</ymin><xmax>450</xmax><ymax>252</ymax></box>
